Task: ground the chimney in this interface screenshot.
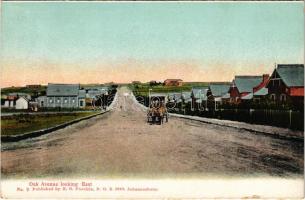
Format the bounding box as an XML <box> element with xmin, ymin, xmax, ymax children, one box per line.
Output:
<box><xmin>262</xmin><ymin>74</ymin><xmax>269</xmax><ymax>82</ymax></box>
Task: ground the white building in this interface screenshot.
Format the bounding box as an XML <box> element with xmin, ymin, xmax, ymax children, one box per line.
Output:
<box><xmin>15</xmin><ymin>97</ymin><xmax>29</xmax><ymax>110</ymax></box>
<box><xmin>37</xmin><ymin>84</ymin><xmax>87</xmax><ymax>108</ymax></box>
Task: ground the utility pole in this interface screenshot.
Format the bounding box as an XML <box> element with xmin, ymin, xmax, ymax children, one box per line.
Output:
<box><xmin>148</xmin><ymin>89</ymin><xmax>150</xmax><ymax>107</ymax></box>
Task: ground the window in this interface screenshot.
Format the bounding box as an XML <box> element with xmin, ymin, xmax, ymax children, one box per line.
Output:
<box><xmin>64</xmin><ymin>98</ymin><xmax>68</xmax><ymax>103</ymax></box>
<box><xmin>49</xmin><ymin>99</ymin><xmax>53</xmax><ymax>103</ymax></box>
<box><xmin>280</xmin><ymin>94</ymin><xmax>286</xmax><ymax>102</ymax></box>
<box><xmin>57</xmin><ymin>98</ymin><xmax>60</xmax><ymax>103</ymax></box>
<box><xmin>72</xmin><ymin>98</ymin><xmax>75</xmax><ymax>103</ymax></box>
<box><xmin>41</xmin><ymin>101</ymin><xmax>44</xmax><ymax>107</ymax></box>
<box><xmin>80</xmin><ymin>100</ymin><xmax>84</xmax><ymax>107</ymax></box>
<box><xmin>270</xmin><ymin>94</ymin><xmax>276</xmax><ymax>101</ymax></box>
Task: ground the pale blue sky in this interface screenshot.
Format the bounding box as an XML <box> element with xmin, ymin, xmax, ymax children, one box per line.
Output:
<box><xmin>1</xmin><ymin>2</ymin><xmax>304</xmax><ymax>86</ymax></box>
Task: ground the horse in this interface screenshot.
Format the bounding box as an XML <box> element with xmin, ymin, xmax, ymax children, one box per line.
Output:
<box><xmin>158</xmin><ymin>104</ymin><xmax>168</xmax><ymax>124</ymax></box>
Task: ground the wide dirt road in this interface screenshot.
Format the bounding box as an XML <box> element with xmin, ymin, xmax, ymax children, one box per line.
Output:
<box><xmin>1</xmin><ymin>87</ymin><xmax>303</xmax><ymax>179</ymax></box>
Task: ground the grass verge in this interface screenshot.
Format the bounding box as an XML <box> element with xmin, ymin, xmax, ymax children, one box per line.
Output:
<box><xmin>1</xmin><ymin>112</ymin><xmax>98</xmax><ymax>136</ymax></box>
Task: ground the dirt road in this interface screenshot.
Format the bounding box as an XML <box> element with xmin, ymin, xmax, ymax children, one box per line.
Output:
<box><xmin>1</xmin><ymin>87</ymin><xmax>303</xmax><ymax>179</ymax></box>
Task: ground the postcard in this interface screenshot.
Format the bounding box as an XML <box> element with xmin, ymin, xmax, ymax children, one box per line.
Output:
<box><xmin>0</xmin><ymin>1</ymin><xmax>304</xmax><ymax>199</ymax></box>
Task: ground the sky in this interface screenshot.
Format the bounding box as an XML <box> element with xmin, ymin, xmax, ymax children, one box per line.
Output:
<box><xmin>0</xmin><ymin>2</ymin><xmax>304</xmax><ymax>87</ymax></box>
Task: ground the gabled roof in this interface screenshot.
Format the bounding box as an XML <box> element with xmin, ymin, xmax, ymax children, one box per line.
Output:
<box><xmin>276</xmin><ymin>64</ymin><xmax>304</xmax><ymax>87</ymax></box>
<box><xmin>191</xmin><ymin>87</ymin><xmax>208</xmax><ymax>99</ymax></box>
<box><xmin>47</xmin><ymin>83</ymin><xmax>80</xmax><ymax>96</ymax></box>
<box><xmin>253</xmin><ymin>87</ymin><xmax>268</xmax><ymax>96</ymax></box>
<box><xmin>16</xmin><ymin>96</ymin><xmax>29</xmax><ymax>102</ymax></box>
<box><xmin>234</xmin><ymin>76</ymin><xmax>263</xmax><ymax>93</ymax></box>
<box><xmin>209</xmin><ymin>83</ymin><xmax>231</xmax><ymax>97</ymax></box>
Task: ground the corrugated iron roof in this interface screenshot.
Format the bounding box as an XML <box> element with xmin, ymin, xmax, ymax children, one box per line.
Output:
<box><xmin>191</xmin><ymin>87</ymin><xmax>208</xmax><ymax>99</ymax></box>
<box><xmin>253</xmin><ymin>87</ymin><xmax>268</xmax><ymax>96</ymax></box>
<box><xmin>234</xmin><ymin>76</ymin><xmax>263</xmax><ymax>93</ymax></box>
<box><xmin>209</xmin><ymin>83</ymin><xmax>231</xmax><ymax>97</ymax></box>
<box><xmin>221</xmin><ymin>93</ymin><xmax>230</xmax><ymax>99</ymax></box>
<box><xmin>276</xmin><ymin>64</ymin><xmax>304</xmax><ymax>87</ymax></box>
<box><xmin>47</xmin><ymin>83</ymin><xmax>80</xmax><ymax>96</ymax></box>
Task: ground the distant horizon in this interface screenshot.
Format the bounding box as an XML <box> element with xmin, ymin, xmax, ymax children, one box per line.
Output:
<box><xmin>2</xmin><ymin>62</ymin><xmax>304</xmax><ymax>89</ymax></box>
<box><xmin>1</xmin><ymin>2</ymin><xmax>303</xmax><ymax>88</ymax></box>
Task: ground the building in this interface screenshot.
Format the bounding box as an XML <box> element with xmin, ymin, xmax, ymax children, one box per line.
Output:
<box><xmin>207</xmin><ymin>83</ymin><xmax>231</xmax><ymax>99</ymax></box>
<box><xmin>1</xmin><ymin>95</ymin><xmax>7</xmax><ymax>107</ymax></box>
<box><xmin>39</xmin><ymin>83</ymin><xmax>85</xmax><ymax>108</ymax></box>
<box><xmin>229</xmin><ymin>76</ymin><xmax>264</xmax><ymax>103</ymax></box>
<box><xmin>191</xmin><ymin>87</ymin><xmax>208</xmax><ymax>103</ymax></box>
<box><xmin>168</xmin><ymin>92</ymin><xmax>182</xmax><ymax>103</ymax></box>
<box><xmin>85</xmin><ymin>88</ymin><xmax>109</xmax><ymax>107</ymax></box>
<box><xmin>78</xmin><ymin>90</ymin><xmax>86</xmax><ymax>108</ymax></box>
<box><xmin>86</xmin><ymin>88</ymin><xmax>108</xmax><ymax>99</ymax></box>
<box><xmin>181</xmin><ymin>91</ymin><xmax>192</xmax><ymax>103</ymax></box>
<box><xmin>3</xmin><ymin>97</ymin><xmax>15</xmax><ymax>108</ymax></box>
<box><xmin>7</xmin><ymin>92</ymin><xmax>31</xmax><ymax>100</ymax></box>
<box><xmin>221</xmin><ymin>93</ymin><xmax>231</xmax><ymax>103</ymax></box>
<box><xmin>266</xmin><ymin>64</ymin><xmax>304</xmax><ymax>108</ymax></box>
<box><xmin>37</xmin><ymin>96</ymin><xmax>47</xmax><ymax>107</ymax></box>
<box><xmin>2</xmin><ymin>93</ymin><xmax>31</xmax><ymax>108</ymax></box>
<box><xmin>191</xmin><ymin>87</ymin><xmax>209</xmax><ymax>110</ymax></box>
<box><xmin>164</xmin><ymin>79</ymin><xmax>183</xmax><ymax>86</ymax></box>
<box><xmin>15</xmin><ymin>97</ymin><xmax>29</xmax><ymax>110</ymax></box>
<box><xmin>206</xmin><ymin>82</ymin><xmax>231</xmax><ymax>110</ymax></box>
<box><xmin>241</xmin><ymin>74</ymin><xmax>270</xmax><ymax>102</ymax></box>
<box><xmin>83</xmin><ymin>86</ymin><xmax>109</xmax><ymax>92</ymax></box>
<box><xmin>252</xmin><ymin>87</ymin><xmax>269</xmax><ymax>103</ymax></box>
<box><xmin>84</xmin><ymin>87</ymin><xmax>109</xmax><ymax>98</ymax></box>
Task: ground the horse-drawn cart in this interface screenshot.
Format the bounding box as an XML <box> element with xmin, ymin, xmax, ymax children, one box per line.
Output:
<box><xmin>147</xmin><ymin>94</ymin><xmax>168</xmax><ymax>125</ymax></box>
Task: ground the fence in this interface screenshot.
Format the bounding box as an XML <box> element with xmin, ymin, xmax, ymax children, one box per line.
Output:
<box><xmin>171</xmin><ymin>108</ymin><xmax>304</xmax><ymax>131</ymax></box>
<box><xmin>134</xmin><ymin>93</ymin><xmax>304</xmax><ymax>131</ymax></box>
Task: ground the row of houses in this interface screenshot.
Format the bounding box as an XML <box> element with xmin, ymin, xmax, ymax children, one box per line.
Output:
<box><xmin>222</xmin><ymin>64</ymin><xmax>303</xmax><ymax>108</ymax></box>
<box><xmin>1</xmin><ymin>83</ymin><xmax>111</xmax><ymax>110</ymax></box>
<box><xmin>150</xmin><ymin>64</ymin><xmax>304</xmax><ymax>110</ymax></box>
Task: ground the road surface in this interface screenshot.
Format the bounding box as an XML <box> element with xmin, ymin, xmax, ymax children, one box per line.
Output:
<box><xmin>1</xmin><ymin>87</ymin><xmax>303</xmax><ymax>179</ymax></box>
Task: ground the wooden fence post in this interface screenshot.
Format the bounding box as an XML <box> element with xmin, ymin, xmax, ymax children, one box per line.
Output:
<box><xmin>250</xmin><ymin>109</ymin><xmax>254</xmax><ymax>123</ymax></box>
<box><xmin>289</xmin><ymin>109</ymin><xmax>292</xmax><ymax>128</ymax></box>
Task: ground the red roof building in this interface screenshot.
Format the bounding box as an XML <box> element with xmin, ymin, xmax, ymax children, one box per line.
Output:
<box><xmin>266</xmin><ymin>64</ymin><xmax>304</xmax><ymax>108</ymax></box>
<box><xmin>164</xmin><ymin>79</ymin><xmax>183</xmax><ymax>86</ymax></box>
